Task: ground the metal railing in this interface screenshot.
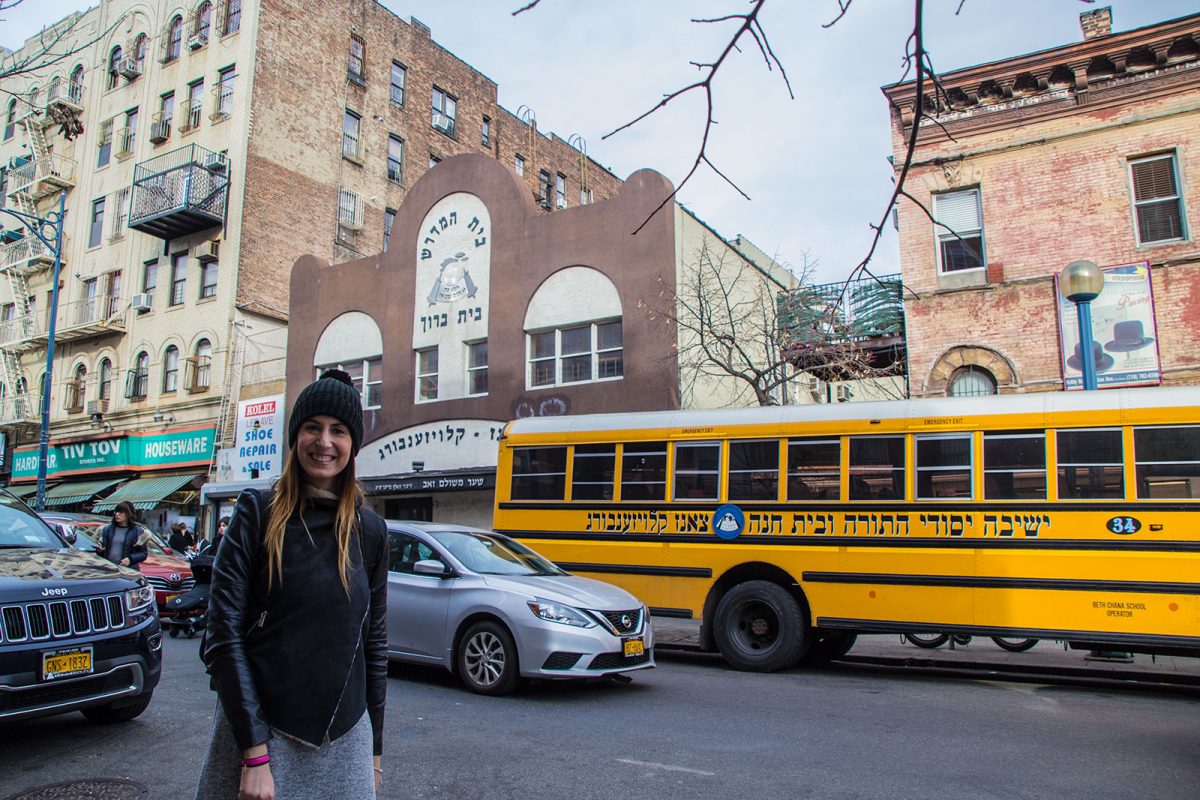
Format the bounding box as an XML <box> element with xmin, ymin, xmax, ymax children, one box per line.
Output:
<box><xmin>779</xmin><ymin>272</ymin><xmax>905</xmax><ymax>345</ymax></box>
<box><xmin>7</xmin><ymin>155</ymin><xmax>76</xmax><ymax>197</ymax></box>
<box><xmin>1</xmin><ymin>235</ymin><xmax>52</xmax><ymax>270</ymax></box>
<box><xmin>129</xmin><ymin>144</ymin><xmax>229</xmax><ymax>228</ymax></box>
<box><xmin>0</xmin><ymin>392</ymin><xmax>41</xmax><ymax>424</ymax></box>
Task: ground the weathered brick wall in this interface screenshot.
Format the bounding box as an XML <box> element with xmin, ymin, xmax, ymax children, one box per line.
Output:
<box><xmin>238</xmin><ymin>0</ymin><xmax>621</xmax><ymax>318</ymax></box>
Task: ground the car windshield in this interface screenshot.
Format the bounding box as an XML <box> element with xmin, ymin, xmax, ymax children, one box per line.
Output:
<box><xmin>428</xmin><ymin>531</ymin><xmax>564</xmax><ymax>576</ymax></box>
<box><xmin>69</xmin><ymin>526</ymin><xmax>102</xmax><ymax>551</ymax></box>
<box><xmin>0</xmin><ymin>494</ymin><xmax>68</xmax><ymax>549</ymax></box>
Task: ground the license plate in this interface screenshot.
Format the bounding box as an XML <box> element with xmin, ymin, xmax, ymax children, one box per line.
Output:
<box><xmin>165</xmin><ymin>594</ymin><xmax>180</xmax><ymax>605</ymax></box>
<box><xmin>42</xmin><ymin>646</ymin><xmax>93</xmax><ymax>681</ymax></box>
<box><xmin>623</xmin><ymin>637</ymin><xmax>645</xmax><ymax>658</ymax></box>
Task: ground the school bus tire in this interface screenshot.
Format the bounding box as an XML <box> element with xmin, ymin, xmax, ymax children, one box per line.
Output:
<box><xmin>713</xmin><ymin>580</ymin><xmax>808</xmax><ymax>672</ymax></box>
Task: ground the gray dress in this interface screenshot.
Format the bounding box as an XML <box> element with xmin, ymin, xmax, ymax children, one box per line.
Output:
<box><xmin>194</xmin><ymin>705</ymin><xmax>375</xmax><ymax>799</ymax></box>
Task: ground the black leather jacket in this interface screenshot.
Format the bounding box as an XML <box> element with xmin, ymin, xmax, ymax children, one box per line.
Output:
<box><xmin>202</xmin><ymin>489</ymin><xmax>388</xmax><ymax>755</ymax></box>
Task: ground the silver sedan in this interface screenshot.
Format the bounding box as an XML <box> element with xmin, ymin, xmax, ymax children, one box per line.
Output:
<box><xmin>385</xmin><ymin>521</ymin><xmax>654</xmax><ymax>695</ymax></box>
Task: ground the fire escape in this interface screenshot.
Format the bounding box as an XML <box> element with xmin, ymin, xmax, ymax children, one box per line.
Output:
<box><xmin>128</xmin><ymin>143</ymin><xmax>229</xmax><ymax>240</ymax></box>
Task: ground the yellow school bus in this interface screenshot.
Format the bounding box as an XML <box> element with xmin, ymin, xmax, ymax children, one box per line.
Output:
<box><xmin>494</xmin><ymin>386</ymin><xmax>1200</xmax><ymax>671</ymax></box>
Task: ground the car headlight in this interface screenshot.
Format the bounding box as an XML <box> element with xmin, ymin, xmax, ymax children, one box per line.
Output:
<box><xmin>125</xmin><ymin>584</ymin><xmax>155</xmax><ymax>613</ymax></box>
<box><xmin>528</xmin><ymin>598</ymin><xmax>595</xmax><ymax>628</ymax></box>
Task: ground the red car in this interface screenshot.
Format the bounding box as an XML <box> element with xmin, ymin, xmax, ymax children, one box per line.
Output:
<box><xmin>41</xmin><ymin>512</ymin><xmax>195</xmax><ymax>612</ymax></box>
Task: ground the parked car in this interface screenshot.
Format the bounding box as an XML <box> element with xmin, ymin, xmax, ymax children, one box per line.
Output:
<box><xmin>0</xmin><ymin>491</ymin><xmax>161</xmax><ymax>724</ymax></box>
<box><xmin>41</xmin><ymin>512</ymin><xmax>195</xmax><ymax>612</ymax></box>
<box><xmin>386</xmin><ymin>522</ymin><xmax>654</xmax><ymax>695</ymax></box>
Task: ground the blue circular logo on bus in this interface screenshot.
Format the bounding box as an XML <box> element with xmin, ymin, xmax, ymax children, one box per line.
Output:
<box><xmin>712</xmin><ymin>504</ymin><xmax>745</xmax><ymax>540</ymax></box>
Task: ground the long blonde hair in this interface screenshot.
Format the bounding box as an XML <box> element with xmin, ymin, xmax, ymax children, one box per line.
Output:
<box><xmin>261</xmin><ymin>446</ymin><xmax>363</xmax><ymax>593</ymax></box>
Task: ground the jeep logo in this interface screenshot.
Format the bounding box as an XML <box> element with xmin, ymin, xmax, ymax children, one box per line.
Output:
<box><xmin>42</xmin><ymin>587</ymin><xmax>68</xmax><ymax>597</ymax></box>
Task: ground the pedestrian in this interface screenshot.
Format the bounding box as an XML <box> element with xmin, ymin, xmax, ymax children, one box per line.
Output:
<box><xmin>98</xmin><ymin>501</ymin><xmax>149</xmax><ymax>571</ymax></box>
<box><xmin>168</xmin><ymin>521</ymin><xmax>193</xmax><ymax>554</ymax></box>
<box><xmin>196</xmin><ymin>369</ymin><xmax>388</xmax><ymax>800</ymax></box>
<box><xmin>197</xmin><ymin>516</ymin><xmax>229</xmax><ymax>557</ymax></box>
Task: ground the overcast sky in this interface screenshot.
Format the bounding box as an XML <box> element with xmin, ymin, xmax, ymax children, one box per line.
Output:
<box><xmin>3</xmin><ymin>1</ymin><xmax>1196</xmax><ymax>283</ymax></box>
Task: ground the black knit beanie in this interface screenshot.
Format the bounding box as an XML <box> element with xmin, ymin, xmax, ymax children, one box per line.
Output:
<box><xmin>288</xmin><ymin>369</ymin><xmax>364</xmax><ymax>455</ymax></box>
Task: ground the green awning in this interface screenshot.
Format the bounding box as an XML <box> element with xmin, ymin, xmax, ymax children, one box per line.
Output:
<box><xmin>43</xmin><ymin>478</ymin><xmax>124</xmax><ymax>507</ymax></box>
<box><xmin>92</xmin><ymin>474</ymin><xmax>199</xmax><ymax>512</ymax></box>
<box><xmin>4</xmin><ymin>484</ymin><xmax>43</xmax><ymax>499</ymax></box>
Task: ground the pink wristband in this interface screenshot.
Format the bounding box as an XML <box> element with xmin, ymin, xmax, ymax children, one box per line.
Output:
<box><xmin>242</xmin><ymin>754</ymin><xmax>270</xmax><ymax>768</ymax></box>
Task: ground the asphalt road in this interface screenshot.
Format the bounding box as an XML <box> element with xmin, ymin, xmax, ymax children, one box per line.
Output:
<box><xmin>2</xmin><ymin>634</ymin><xmax>1199</xmax><ymax>800</ymax></box>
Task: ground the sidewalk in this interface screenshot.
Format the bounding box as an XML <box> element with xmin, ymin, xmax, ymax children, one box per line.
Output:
<box><xmin>652</xmin><ymin>616</ymin><xmax>1200</xmax><ymax>687</ymax></box>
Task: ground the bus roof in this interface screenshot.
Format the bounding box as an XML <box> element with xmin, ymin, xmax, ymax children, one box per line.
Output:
<box><xmin>504</xmin><ymin>385</ymin><xmax>1200</xmax><ymax>437</ymax></box>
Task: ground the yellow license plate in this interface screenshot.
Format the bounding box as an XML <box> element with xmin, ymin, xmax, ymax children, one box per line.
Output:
<box><xmin>623</xmin><ymin>638</ymin><xmax>645</xmax><ymax>658</ymax></box>
<box><xmin>165</xmin><ymin>594</ymin><xmax>180</xmax><ymax>604</ymax></box>
<box><xmin>42</xmin><ymin>646</ymin><xmax>93</xmax><ymax>681</ymax></box>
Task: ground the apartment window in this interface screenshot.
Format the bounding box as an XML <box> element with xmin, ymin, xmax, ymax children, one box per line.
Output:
<box><xmin>347</xmin><ymin>35</ymin><xmax>366</xmax><ymax>84</ymax></box>
<box><xmin>133</xmin><ymin>33</ymin><xmax>147</xmax><ymax>73</ymax></box>
<box><xmin>126</xmin><ymin>351</ymin><xmax>149</xmax><ymax>399</ymax></box>
<box><xmin>467</xmin><ymin>340</ymin><xmax>488</xmax><ymax>395</ymax></box>
<box><xmin>481</xmin><ymin>115</ymin><xmax>490</xmax><ymax>147</ymax></box>
<box><xmin>199</xmin><ymin>259</ymin><xmax>218</xmax><ymax>298</ymax></box>
<box><xmin>538</xmin><ymin>170</ymin><xmax>551</xmax><ymax>207</ymax></box>
<box><xmin>81</xmin><ymin>278</ymin><xmax>98</xmax><ymax>323</ymax></box>
<box><xmin>4</xmin><ymin>100</ymin><xmax>14</xmax><ymax>140</ymax></box>
<box><xmin>674</xmin><ymin>442</ymin><xmax>721</xmax><ymax>501</ymax></box>
<box><xmin>166</xmin><ymin>16</ymin><xmax>183</xmax><ymax>62</ymax></box>
<box><xmin>431</xmin><ymin>87</ymin><xmax>456</xmax><ymax>137</ymax></box>
<box><xmin>556</xmin><ymin>173</ymin><xmax>566</xmax><ymax>209</ymax></box>
<box><xmin>222</xmin><ymin>0</ymin><xmax>242</xmax><ymax>36</ymax></box>
<box><xmin>728</xmin><ymin>440</ymin><xmax>780</xmax><ymax>501</ymax></box>
<box><xmin>170</xmin><ymin>252</ymin><xmax>187</xmax><ymax>306</ymax></box>
<box><xmin>416</xmin><ymin>347</ymin><xmax>438</xmax><ymax>401</ymax></box>
<box><xmin>580</xmin><ymin>188</ymin><xmax>593</xmax><ymax>205</ymax></box>
<box><xmin>107</xmin><ymin>46</ymin><xmax>122</xmax><ymax>90</ymax></box>
<box><xmin>119</xmin><ymin>107</ymin><xmax>138</xmax><ymax>154</ymax></box>
<box><xmin>111</xmin><ymin>187</ymin><xmax>130</xmax><ymax>239</ymax></box>
<box><xmin>933</xmin><ymin>188</ymin><xmax>985</xmax><ymax>273</ymax></box>
<box><xmin>195</xmin><ymin>2</ymin><xmax>213</xmax><ymax>42</ymax></box>
<box><xmin>162</xmin><ymin>346</ymin><xmax>180</xmax><ymax>392</ymax></box>
<box><xmin>191</xmin><ymin>339</ymin><xmax>213</xmax><ymax>390</ymax></box>
<box><xmin>390</xmin><ymin>61</ymin><xmax>406</xmax><ymax>106</ymax></box>
<box><xmin>65</xmin><ymin>364</ymin><xmax>86</xmax><ymax>412</ymax></box>
<box><xmin>89</xmin><ymin>197</ymin><xmax>106</xmax><ymax>248</ymax></box>
<box><xmin>1057</xmin><ymin>428</ymin><xmax>1124</xmax><ymax>499</ymax></box>
<box><xmin>216</xmin><ymin>66</ymin><xmax>235</xmax><ymax>117</ymax></box>
<box><xmin>1129</xmin><ymin>154</ymin><xmax>1186</xmax><ymax>245</ymax></box>
<box><xmin>984</xmin><ymin>431</ymin><xmax>1046</xmax><ymax>500</ymax></box>
<box><xmin>387</xmin><ymin>134</ymin><xmax>404</xmax><ymax>183</ymax></box>
<box><xmin>337</xmin><ymin>187</ymin><xmax>363</xmax><ymax>229</ymax></box>
<box><xmin>528</xmin><ymin>320</ymin><xmax>622</xmax><ymax>387</ymax></box>
<box><xmin>316</xmin><ymin>358</ymin><xmax>382</xmax><ymax>408</ymax></box>
<box><xmin>514</xmin><ymin>154</ymin><xmax>524</xmax><ymax>176</ymax></box>
<box><xmin>342</xmin><ymin>109</ymin><xmax>361</xmax><ymax>160</ymax></box>
<box><xmin>98</xmin><ymin>358</ymin><xmax>113</xmax><ymax>401</ymax></box>
<box><xmin>1135</xmin><ymin>425</ymin><xmax>1200</xmax><ymax>499</ymax></box>
<box><xmin>185</xmin><ymin>80</ymin><xmax>204</xmax><ymax>130</ymax></box>
<box><xmin>142</xmin><ymin>260</ymin><xmax>158</xmax><ymax>307</ymax></box>
<box><xmin>849</xmin><ymin>436</ymin><xmax>905</xmax><ymax>500</ymax></box>
<box><xmin>948</xmin><ymin>366</ymin><xmax>997</xmax><ymax>397</ymax></box>
<box><xmin>104</xmin><ymin>270</ymin><xmax>122</xmax><ymax>317</ymax></box>
<box><xmin>0</xmin><ymin>168</ymin><xmax>6</xmax><ymax>208</ymax></box>
<box><xmin>97</xmin><ymin>119</ymin><xmax>113</xmax><ymax>167</ymax></box>
<box><xmin>383</xmin><ymin>208</ymin><xmax>395</xmax><ymax>252</ymax></box>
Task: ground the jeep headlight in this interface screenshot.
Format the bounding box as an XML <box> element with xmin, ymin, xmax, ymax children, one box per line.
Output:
<box><xmin>125</xmin><ymin>584</ymin><xmax>154</xmax><ymax>613</ymax></box>
<box><xmin>528</xmin><ymin>598</ymin><xmax>594</xmax><ymax>628</ymax></box>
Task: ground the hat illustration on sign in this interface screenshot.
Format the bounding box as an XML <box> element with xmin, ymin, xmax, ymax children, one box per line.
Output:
<box><xmin>1066</xmin><ymin>340</ymin><xmax>1115</xmax><ymax>373</ymax></box>
<box><xmin>1105</xmin><ymin>320</ymin><xmax>1154</xmax><ymax>352</ymax></box>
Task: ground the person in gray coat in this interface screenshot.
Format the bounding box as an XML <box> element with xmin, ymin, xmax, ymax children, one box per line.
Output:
<box><xmin>98</xmin><ymin>501</ymin><xmax>149</xmax><ymax>571</ymax></box>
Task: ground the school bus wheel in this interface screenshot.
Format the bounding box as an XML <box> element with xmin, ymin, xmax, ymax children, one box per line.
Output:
<box><xmin>713</xmin><ymin>580</ymin><xmax>809</xmax><ymax>672</ymax></box>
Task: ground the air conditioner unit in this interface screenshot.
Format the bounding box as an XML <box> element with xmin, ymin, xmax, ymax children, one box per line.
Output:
<box><xmin>204</xmin><ymin>156</ymin><xmax>228</xmax><ymax>174</ymax></box>
<box><xmin>188</xmin><ymin>32</ymin><xmax>208</xmax><ymax>50</ymax></box>
<box><xmin>836</xmin><ymin>384</ymin><xmax>854</xmax><ymax>403</ymax></box>
<box><xmin>86</xmin><ymin>399</ymin><xmax>108</xmax><ymax>415</ymax></box>
<box><xmin>117</xmin><ymin>56</ymin><xmax>142</xmax><ymax>80</ymax></box>
<box><xmin>196</xmin><ymin>239</ymin><xmax>219</xmax><ymax>262</ymax></box>
<box><xmin>131</xmin><ymin>293</ymin><xmax>153</xmax><ymax>313</ymax></box>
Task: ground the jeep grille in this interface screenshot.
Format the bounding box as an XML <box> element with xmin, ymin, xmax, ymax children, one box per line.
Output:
<box><xmin>1</xmin><ymin>594</ymin><xmax>126</xmax><ymax>643</ymax></box>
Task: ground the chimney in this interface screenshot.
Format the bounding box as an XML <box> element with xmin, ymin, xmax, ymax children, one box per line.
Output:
<box><xmin>1080</xmin><ymin>7</ymin><xmax>1112</xmax><ymax>40</ymax></box>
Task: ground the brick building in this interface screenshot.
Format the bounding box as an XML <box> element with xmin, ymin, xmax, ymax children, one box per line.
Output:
<box><xmin>0</xmin><ymin>0</ymin><xmax>618</xmax><ymax>522</ymax></box>
<box><xmin>883</xmin><ymin>7</ymin><xmax>1200</xmax><ymax>396</ymax></box>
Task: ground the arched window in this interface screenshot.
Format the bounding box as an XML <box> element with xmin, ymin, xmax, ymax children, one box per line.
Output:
<box><xmin>167</xmin><ymin>16</ymin><xmax>183</xmax><ymax>61</ymax></box>
<box><xmin>127</xmin><ymin>351</ymin><xmax>150</xmax><ymax>399</ymax></box>
<box><xmin>133</xmin><ymin>34</ymin><xmax>148</xmax><ymax>72</ymax></box>
<box><xmin>196</xmin><ymin>2</ymin><xmax>213</xmax><ymax>40</ymax></box>
<box><xmin>191</xmin><ymin>338</ymin><xmax>213</xmax><ymax>390</ymax></box>
<box><xmin>107</xmin><ymin>46</ymin><xmax>122</xmax><ymax>89</ymax></box>
<box><xmin>4</xmin><ymin>99</ymin><xmax>16</xmax><ymax>140</ymax></box>
<box><xmin>98</xmin><ymin>357</ymin><xmax>113</xmax><ymax>402</ymax></box>
<box><xmin>67</xmin><ymin>364</ymin><xmax>87</xmax><ymax>412</ymax></box>
<box><xmin>223</xmin><ymin>0</ymin><xmax>242</xmax><ymax>35</ymax></box>
<box><xmin>163</xmin><ymin>345</ymin><xmax>180</xmax><ymax>392</ymax></box>
<box><xmin>948</xmin><ymin>366</ymin><xmax>997</xmax><ymax>397</ymax></box>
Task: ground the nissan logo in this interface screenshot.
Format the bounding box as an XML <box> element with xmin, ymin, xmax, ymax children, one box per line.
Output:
<box><xmin>620</xmin><ymin>614</ymin><xmax>632</xmax><ymax>628</ymax></box>
<box><xmin>169</xmin><ymin>573</ymin><xmax>181</xmax><ymax>583</ymax></box>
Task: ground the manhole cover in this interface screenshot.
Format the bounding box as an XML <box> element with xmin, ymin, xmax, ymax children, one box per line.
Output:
<box><xmin>3</xmin><ymin>779</ymin><xmax>149</xmax><ymax>800</ymax></box>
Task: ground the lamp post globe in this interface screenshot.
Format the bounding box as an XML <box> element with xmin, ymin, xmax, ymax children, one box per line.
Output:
<box><xmin>1060</xmin><ymin>260</ymin><xmax>1106</xmax><ymax>391</ymax></box>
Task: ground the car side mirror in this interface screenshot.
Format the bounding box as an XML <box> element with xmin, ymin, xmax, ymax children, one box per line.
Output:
<box><xmin>61</xmin><ymin>527</ymin><xmax>78</xmax><ymax>545</ymax></box>
<box><xmin>413</xmin><ymin>559</ymin><xmax>452</xmax><ymax>578</ymax></box>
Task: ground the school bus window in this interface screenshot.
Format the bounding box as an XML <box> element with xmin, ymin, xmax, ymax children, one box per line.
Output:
<box><xmin>572</xmin><ymin>444</ymin><xmax>616</xmax><ymax>501</ymax></box>
<box><xmin>1056</xmin><ymin>428</ymin><xmax>1123</xmax><ymax>499</ymax></box>
<box><xmin>674</xmin><ymin>441</ymin><xmax>720</xmax><ymax>501</ymax></box>
<box><xmin>620</xmin><ymin>442</ymin><xmax>667</xmax><ymax>501</ymax></box>
<box><xmin>787</xmin><ymin>439</ymin><xmax>840</xmax><ymax>500</ymax></box>
<box><xmin>510</xmin><ymin>446</ymin><xmax>568</xmax><ymax>500</ymax></box>
<box><xmin>1134</xmin><ymin>425</ymin><xmax>1200</xmax><ymax>499</ymax></box>
<box><xmin>915</xmin><ymin>434</ymin><xmax>973</xmax><ymax>500</ymax></box>
<box><xmin>728</xmin><ymin>440</ymin><xmax>779</xmax><ymax>501</ymax></box>
<box><xmin>983</xmin><ymin>431</ymin><xmax>1047</xmax><ymax>500</ymax></box>
<box><xmin>849</xmin><ymin>436</ymin><xmax>905</xmax><ymax>500</ymax></box>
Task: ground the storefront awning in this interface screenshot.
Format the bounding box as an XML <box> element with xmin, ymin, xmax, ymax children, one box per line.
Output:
<box><xmin>92</xmin><ymin>474</ymin><xmax>199</xmax><ymax>512</ymax></box>
<box><xmin>43</xmin><ymin>478</ymin><xmax>124</xmax><ymax>507</ymax></box>
<box><xmin>3</xmin><ymin>483</ymin><xmax>44</xmax><ymax>499</ymax></box>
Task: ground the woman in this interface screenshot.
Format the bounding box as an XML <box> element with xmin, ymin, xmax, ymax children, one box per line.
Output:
<box><xmin>197</xmin><ymin>370</ymin><xmax>388</xmax><ymax>800</ymax></box>
<box><xmin>168</xmin><ymin>521</ymin><xmax>195</xmax><ymax>555</ymax></box>
<box><xmin>98</xmin><ymin>501</ymin><xmax>148</xmax><ymax>571</ymax></box>
<box><xmin>198</xmin><ymin>516</ymin><xmax>230</xmax><ymax>557</ymax></box>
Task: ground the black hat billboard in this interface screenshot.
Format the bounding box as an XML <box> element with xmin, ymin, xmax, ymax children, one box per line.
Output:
<box><xmin>1105</xmin><ymin>320</ymin><xmax>1155</xmax><ymax>353</ymax></box>
<box><xmin>1066</xmin><ymin>340</ymin><xmax>1114</xmax><ymax>373</ymax></box>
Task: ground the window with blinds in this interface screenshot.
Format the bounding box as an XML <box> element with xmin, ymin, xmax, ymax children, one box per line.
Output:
<box><xmin>1129</xmin><ymin>154</ymin><xmax>1185</xmax><ymax>245</ymax></box>
<box><xmin>933</xmin><ymin>188</ymin><xmax>985</xmax><ymax>273</ymax></box>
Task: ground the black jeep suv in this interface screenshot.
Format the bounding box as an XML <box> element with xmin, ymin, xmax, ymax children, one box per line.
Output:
<box><xmin>0</xmin><ymin>491</ymin><xmax>161</xmax><ymax>724</ymax></box>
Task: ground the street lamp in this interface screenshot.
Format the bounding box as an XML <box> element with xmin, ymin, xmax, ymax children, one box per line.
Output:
<box><xmin>0</xmin><ymin>191</ymin><xmax>66</xmax><ymax>512</ymax></box>
<box><xmin>1061</xmin><ymin>259</ymin><xmax>1105</xmax><ymax>391</ymax></box>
